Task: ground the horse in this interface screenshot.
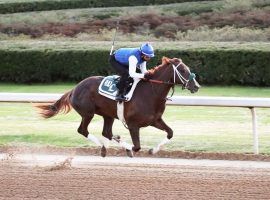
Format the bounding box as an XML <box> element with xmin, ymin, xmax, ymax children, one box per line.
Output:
<box><xmin>36</xmin><ymin>56</ymin><xmax>200</xmax><ymax>157</ymax></box>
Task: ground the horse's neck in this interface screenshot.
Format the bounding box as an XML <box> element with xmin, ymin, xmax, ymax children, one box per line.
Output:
<box><xmin>152</xmin><ymin>84</ymin><xmax>172</xmax><ymax>102</ymax></box>
<box><xmin>152</xmin><ymin>63</ymin><xmax>172</xmax><ymax>81</ymax></box>
<box><xmin>150</xmin><ymin>64</ymin><xmax>173</xmax><ymax>100</ymax></box>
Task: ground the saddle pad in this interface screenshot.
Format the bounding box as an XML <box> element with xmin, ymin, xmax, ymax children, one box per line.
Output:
<box><xmin>98</xmin><ymin>75</ymin><xmax>119</xmax><ymax>98</ymax></box>
<box><xmin>98</xmin><ymin>75</ymin><xmax>140</xmax><ymax>102</ymax></box>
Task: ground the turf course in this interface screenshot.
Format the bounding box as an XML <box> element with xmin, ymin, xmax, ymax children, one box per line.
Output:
<box><xmin>0</xmin><ymin>84</ymin><xmax>270</xmax><ymax>154</ymax></box>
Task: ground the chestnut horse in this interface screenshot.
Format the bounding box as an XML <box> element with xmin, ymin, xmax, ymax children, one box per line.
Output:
<box><xmin>37</xmin><ymin>57</ymin><xmax>200</xmax><ymax>157</ymax></box>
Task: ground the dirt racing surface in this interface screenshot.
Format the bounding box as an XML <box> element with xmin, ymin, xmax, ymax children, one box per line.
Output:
<box><xmin>1</xmin><ymin>153</ymin><xmax>270</xmax><ymax>200</ymax></box>
<box><xmin>1</xmin><ymin>146</ymin><xmax>270</xmax><ymax>161</ymax></box>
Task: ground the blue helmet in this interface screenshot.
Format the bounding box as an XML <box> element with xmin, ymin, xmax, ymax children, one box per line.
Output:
<box><xmin>140</xmin><ymin>43</ymin><xmax>154</xmax><ymax>57</ymax></box>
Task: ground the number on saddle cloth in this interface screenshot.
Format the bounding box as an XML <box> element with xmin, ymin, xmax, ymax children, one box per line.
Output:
<box><xmin>99</xmin><ymin>75</ymin><xmax>120</xmax><ymax>96</ymax></box>
<box><xmin>98</xmin><ymin>75</ymin><xmax>135</xmax><ymax>101</ymax></box>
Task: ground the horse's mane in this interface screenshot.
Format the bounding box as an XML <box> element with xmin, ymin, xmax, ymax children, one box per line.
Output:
<box><xmin>148</xmin><ymin>57</ymin><xmax>170</xmax><ymax>75</ymax></box>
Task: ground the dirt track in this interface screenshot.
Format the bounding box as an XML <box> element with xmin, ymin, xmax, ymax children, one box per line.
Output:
<box><xmin>1</xmin><ymin>154</ymin><xmax>270</xmax><ymax>200</ymax></box>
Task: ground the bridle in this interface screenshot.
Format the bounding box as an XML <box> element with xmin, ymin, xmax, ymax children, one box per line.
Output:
<box><xmin>146</xmin><ymin>59</ymin><xmax>196</xmax><ymax>89</ymax></box>
<box><xmin>171</xmin><ymin>60</ymin><xmax>196</xmax><ymax>89</ymax></box>
<box><xmin>145</xmin><ymin>59</ymin><xmax>196</xmax><ymax>99</ymax></box>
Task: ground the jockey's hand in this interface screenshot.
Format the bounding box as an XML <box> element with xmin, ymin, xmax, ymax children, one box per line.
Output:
<box><xmin>143</xmin><ymin>72</ymin><xmax>152</xmax><ymax>81</ymax></box>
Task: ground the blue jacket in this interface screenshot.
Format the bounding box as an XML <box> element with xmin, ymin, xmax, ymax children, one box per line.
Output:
<box><xmin>114</xmin><ymin>48</ymin><xmax>144</xmax><ymax>66</ymax></box>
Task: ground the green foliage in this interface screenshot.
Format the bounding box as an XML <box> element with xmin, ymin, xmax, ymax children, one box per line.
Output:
<box><xmin>0</xmin><ymin>0</ymin><xmax>218</xmax><ymax>14</ymax></box>
<box><xmin>0</xmin><ymin>49</ymin><xmax>113</xmax><ymax>83</ymax></box>
<box><xmin>0</xmin><ymin>40</ymin><xmax>270</xmax><ymax>86</ymax></box>
<box><xmin>0</xmin><ymin>42</ymin><xmax>270</xmax><ymax>86</ymax></box>
<box><xmin>0</xmin><ymin>1</ymin><xmax>225</xmax><ymax>26</ymax></box>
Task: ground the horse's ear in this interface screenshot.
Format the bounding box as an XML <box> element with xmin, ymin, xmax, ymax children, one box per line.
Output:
<box><xmin>162</xmin><ymin>57</ymin><xmax>170</xmax><ymax>65</ymax></box>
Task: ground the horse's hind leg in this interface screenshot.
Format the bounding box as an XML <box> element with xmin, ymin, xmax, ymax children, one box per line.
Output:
<box><xmin>100</xmin><ymin>116</ymin><xmax>114</xmax><ymax>157</ymax></box>
<box><xmin>78</xmin><ymin>115</ymin><xmax>102</xmax><ymax>146</ymax></box>
<box><xmin>149</xmin><ymin>118</ymin><xmax>173</xmax><ymax>155</ymax></box>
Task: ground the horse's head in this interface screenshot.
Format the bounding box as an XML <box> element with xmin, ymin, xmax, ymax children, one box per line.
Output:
<box><xmin>162</xmin><ymin>57</ymin><xmax>200</xmax><ymax>93</ymax></box>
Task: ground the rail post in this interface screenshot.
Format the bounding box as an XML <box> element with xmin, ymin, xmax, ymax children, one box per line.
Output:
<box><xmin>250</xmin><ymin>107</ymin><xmax>259</xmax><ymax>154</ymax></box>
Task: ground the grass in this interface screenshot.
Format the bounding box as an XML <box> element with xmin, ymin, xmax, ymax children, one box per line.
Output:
<box><xmin>1</xmin><ymin>0</ymin><xmax>270</xmax><ymax>42</ymax></box>
<box><xmin>176</xmin><ymin>26</ymin><xmax>270</xmax><ymax>42</ymax></box>
<box><xmin>1</xmin><ymin>0</ymin><xmax>269</xmax><ymax>25</ymax></box>
<box><xmin>0</xmin><ymin>84</ymin><xmax>270</xmax><ymax>154</ymax></box>
<box><xmin>1</xmin><ymin>40</ymin><xmax>270</xmax><ymax>51</ymax></box>
<box><xmin>0</xmin><ymin>1</ymin><xmax>224</xmax><ymax>25</ymax></box>
<box><xmin>1</xmin><ymin>83</ymin><xmax>270</xmax><ymax>97</ymax></box>
<box><xmin>0</xmin><ymin>83</ymin><xmax>75</xmax><ymax>93</ymax></box>
<box><xmin>2</xmin><ymin>26</ymin><xmax>270</xmax><ymax>42</ymax></box>
<box><xmin>1</xmin><ymin>103</ymin><xmax>270</xmax><ymax>154</ymax></box>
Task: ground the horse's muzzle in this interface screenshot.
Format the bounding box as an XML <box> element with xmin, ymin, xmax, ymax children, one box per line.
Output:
<box><xmin>188</xmin><ymin>79</ymin><xmax>200</xmax><ymax>93</ymax></box>
<box><xmin>186</xmin><ymin>79</ymin><xmax>200</xmax><ymax>93</ymax></box>
<box><xmin>191</xmin><ymin>84</ymin><xmax>200</xmax><ymax>93</ymax></box>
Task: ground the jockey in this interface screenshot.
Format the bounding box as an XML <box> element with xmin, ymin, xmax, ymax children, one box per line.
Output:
<box><xmin>109</xmin><ymin>42</ymin><xmax>154</xmax><ymax>101</ymax></box>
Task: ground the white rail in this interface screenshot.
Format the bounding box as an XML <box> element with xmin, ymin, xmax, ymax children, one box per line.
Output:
<box><xmin>0</xmin><ymin>93</ymin><xmax>61</xmax><ymax>103</ymax></box>
<box><xmin>167</xmin><ymin>96</ymin><xmax>270</xmax><ymax>154</ymax></box>
<box><xmin>167</xmin><ymin>96</ymin><xmax>270</xmax><ymax>108</ymax></box>
<box><xmin>1</xmin><ymin>93</ymin><xmax>270</xmax><ymax>154</ymax></box>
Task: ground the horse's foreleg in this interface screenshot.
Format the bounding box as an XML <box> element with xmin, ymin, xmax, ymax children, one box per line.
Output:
<box><xmin>112</xmin><ymin>135</ymin><xmax>134</xmax><ymax>157</ymax></box>
<box><xmin>111</xmin><ymin>127</ymin><xmax>140</xmax><ymax>158</ymax></box>
<box><xmin>129</xmin><ymin>127</ymin><xmax>141</xmax><ymax>152</ymax></box>
<box><xmin>100</xmin><ymin>116</ymin><xmax>114</xmax><ymax>157</ymax></box>
<box><xmin>119</xmin><ymin>127</ymin><xmax>140</xmax><ymax>157</ymax></box>
<box><xmin>149</xmin><ymin>118</ymin><xmax>173</xmax><ymax>154</ymax></box>
<box><xmin>112</xmin><ymin>136</ymin><xmax>133</xmax><ymax>151</ymax></box>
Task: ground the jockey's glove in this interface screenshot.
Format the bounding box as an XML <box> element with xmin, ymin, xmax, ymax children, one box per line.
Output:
<box><xmin>144</xmin><ymin>72</ymin><xmax>152</xmax><ymax>80</ymax></box>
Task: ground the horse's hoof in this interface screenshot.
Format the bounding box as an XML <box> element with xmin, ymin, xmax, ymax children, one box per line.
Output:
<box><xmin>126</xmin><ymin>149</ymin><xmax>133</xmax><ymax>158</ymax></box>
<box><xmin>148</xmin><ymin>148</ymin><xmax>154</xmax><ymax>155</ymax></box>
<box><xmin>101</xmin><ymin>146</ymin><xmax>107</xmax><ymax>157</ymax></box>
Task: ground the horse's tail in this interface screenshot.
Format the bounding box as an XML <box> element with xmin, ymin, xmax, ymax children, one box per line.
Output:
<box><xmin>35</xmin><ymin>90</ymin><xmax>73</xmax><ymax>119</ymax></box>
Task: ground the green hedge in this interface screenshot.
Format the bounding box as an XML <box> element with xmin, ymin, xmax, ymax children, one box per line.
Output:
<box><xmin>0</xmin><ymin>45</ymin><xmax>270</xmax><ymax>86</ymax></box>
<box><xmin>0</xmin><ymin>0</ymin><xmax>218</xmax><ymax>14</ymax></box>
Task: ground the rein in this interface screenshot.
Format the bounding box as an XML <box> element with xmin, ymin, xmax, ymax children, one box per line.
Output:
<box><xmin>146</xmin><ymin>79</ymin><xmax>174</xmax><ymax>85</ymax></box>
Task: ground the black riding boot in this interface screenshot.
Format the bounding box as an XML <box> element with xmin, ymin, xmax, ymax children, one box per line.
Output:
<box><xmin>115</xmin><ymin>89</ymin><xmax>126</xmax><ymax>101</ymax></box>
<box><xmin>115</xmin><ymin>77</ymin><xmax>128</xmax><ymax>102</ymax></box>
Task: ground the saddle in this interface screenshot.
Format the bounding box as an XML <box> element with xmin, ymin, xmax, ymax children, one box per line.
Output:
<box><xmin>98</xmin><ymin>75</ymin><xmax>140</xmax><ymax>102</ymax></box>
